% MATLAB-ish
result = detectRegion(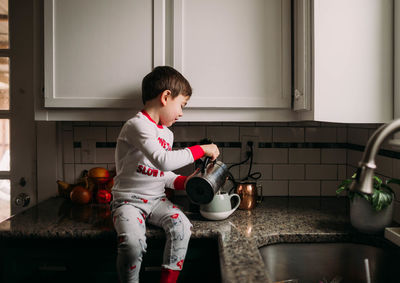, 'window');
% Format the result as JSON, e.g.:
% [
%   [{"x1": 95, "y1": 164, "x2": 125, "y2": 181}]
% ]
[{"x1": 0, "y1": 0, "x2": 9, "y2": 222}]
